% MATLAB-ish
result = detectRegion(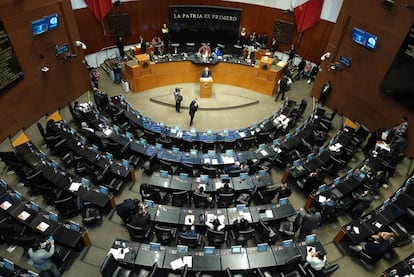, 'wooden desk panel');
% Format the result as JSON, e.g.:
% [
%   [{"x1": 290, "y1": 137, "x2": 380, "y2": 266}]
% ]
[{"x1": 124, "y1": 61, "x2": 282, "y2": 95}]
